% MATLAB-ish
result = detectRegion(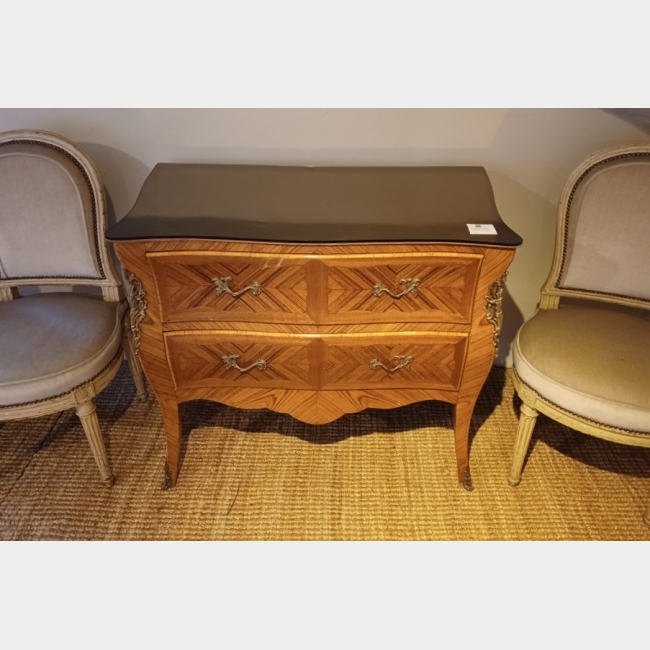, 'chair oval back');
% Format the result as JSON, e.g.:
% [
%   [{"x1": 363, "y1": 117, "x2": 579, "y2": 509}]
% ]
[
  {"x1": 541, "y1": 143, "x2": 650, "y2": 310},
  {"x1": 0, "y1": 130, "x2": 120, "y2": 296}
]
